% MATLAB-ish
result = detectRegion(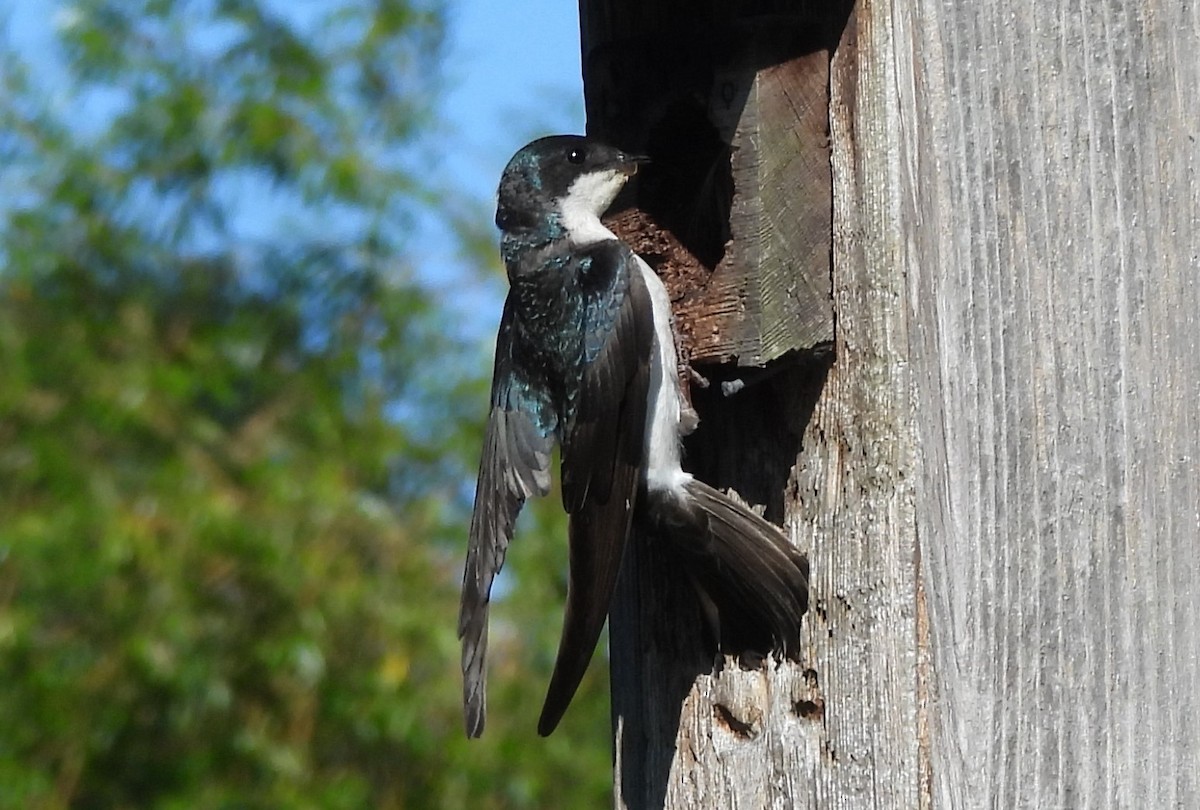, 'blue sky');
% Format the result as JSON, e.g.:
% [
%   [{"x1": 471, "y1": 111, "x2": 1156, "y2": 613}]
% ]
[
  {"x1": 4, "y1": 0, "x2": 585, "y2": 338},
  {"x1": 419, "y1": 1, "x2": 585, "y2": 335},
  {"x1": 5, "y1": 0, "x2": 584, "y2": 183},
  {"x1": 440, "y1": 1, "x2": 584, "y2": 198}
]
